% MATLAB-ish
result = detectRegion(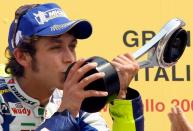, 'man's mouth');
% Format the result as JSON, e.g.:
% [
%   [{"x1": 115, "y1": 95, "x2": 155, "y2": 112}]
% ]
[{"x1": 63, "y1": 67, "x2": 69, "y2": 80}]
